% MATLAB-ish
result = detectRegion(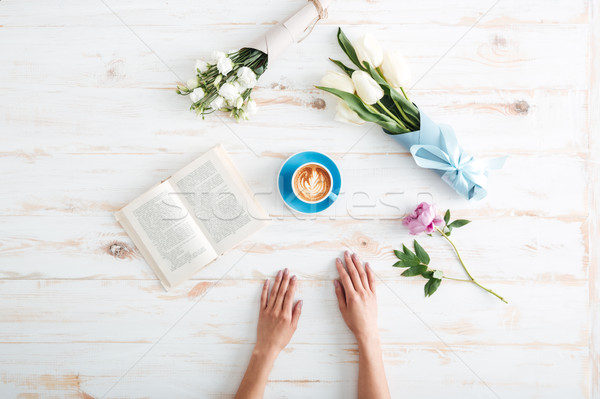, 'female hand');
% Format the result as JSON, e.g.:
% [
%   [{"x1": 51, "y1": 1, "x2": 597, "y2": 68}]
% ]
[
  {"x1": 334, "y1": 251, "x2": 378, "y2": 342},
  {"x1": 255, "y1": 268, "x2": 302, "y2": 357}
]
